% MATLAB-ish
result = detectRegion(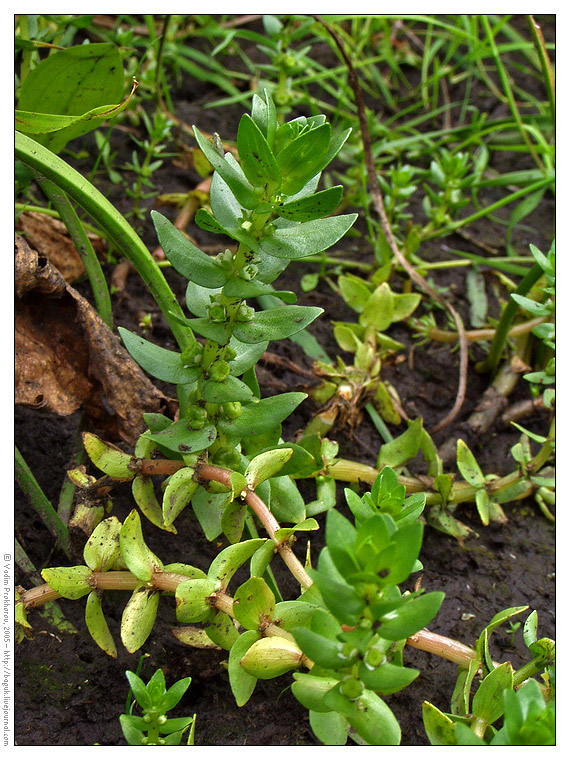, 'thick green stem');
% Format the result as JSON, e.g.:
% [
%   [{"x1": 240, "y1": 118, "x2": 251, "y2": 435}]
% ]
[
  {"x1": 15, "y1": 131, "x2": 192, "y2": 350},
  {"x1": 32, "y1": 171, "x2": 113, "y2": 327}
]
